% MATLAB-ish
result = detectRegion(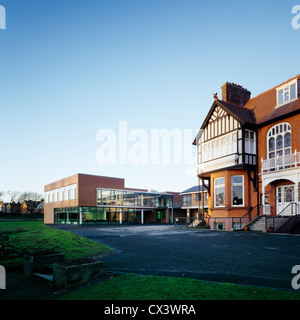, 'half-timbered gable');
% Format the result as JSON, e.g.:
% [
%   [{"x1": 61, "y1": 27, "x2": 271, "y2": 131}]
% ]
[{"x1": 194, "y1": 99, "x2": 257, "y2": 176}]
